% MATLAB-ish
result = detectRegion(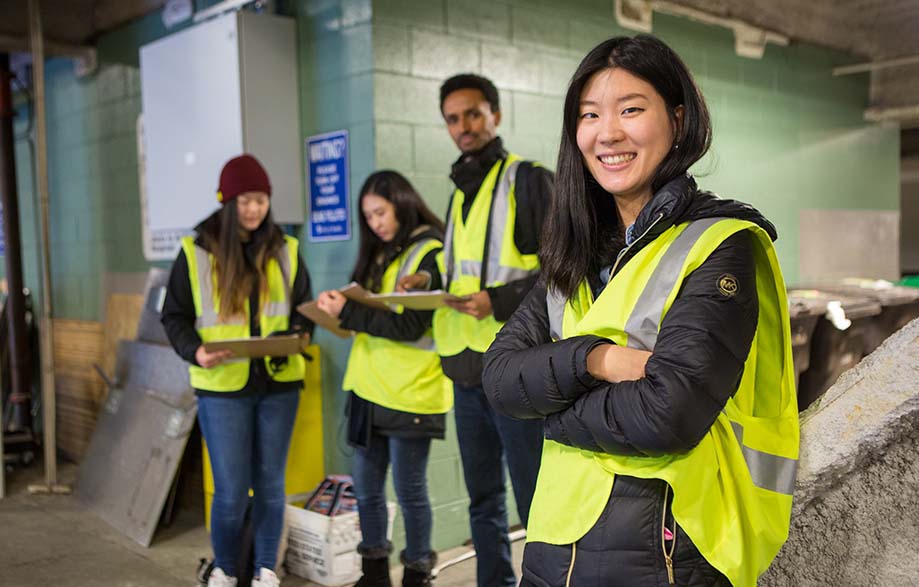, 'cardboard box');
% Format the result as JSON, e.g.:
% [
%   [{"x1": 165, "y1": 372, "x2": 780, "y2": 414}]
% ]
[{"x1": 285, "y1": 498, "x2": 396, "y2": 586}]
